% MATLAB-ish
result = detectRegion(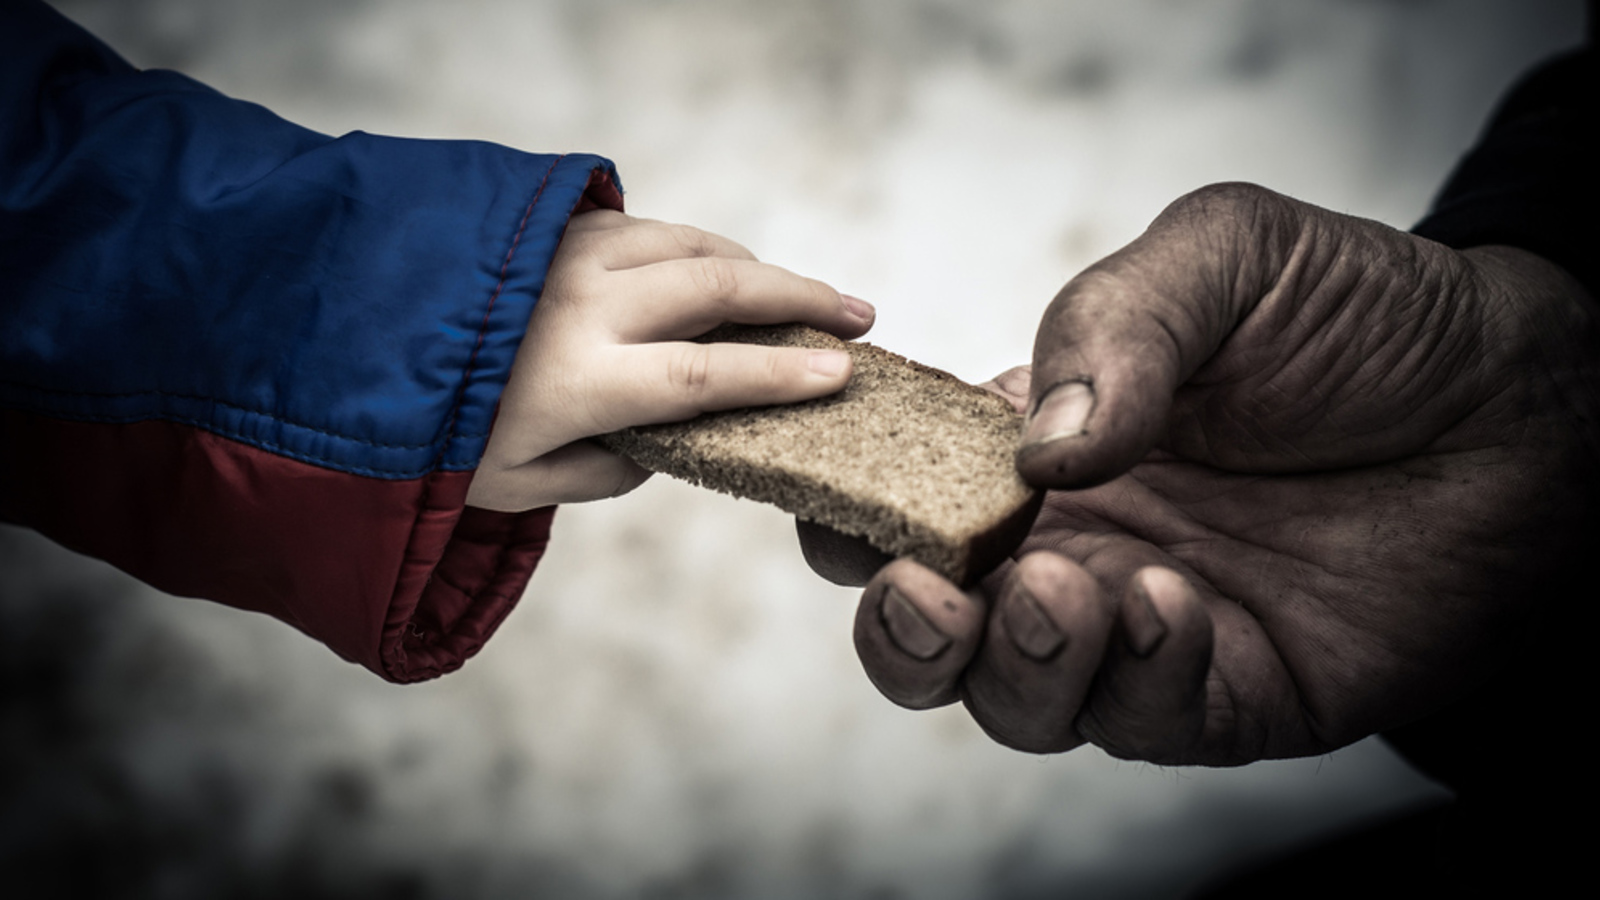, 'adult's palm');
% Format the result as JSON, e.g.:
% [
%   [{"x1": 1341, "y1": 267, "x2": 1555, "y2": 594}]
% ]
[{"x1": 838, "y1": 184, "x2": 1600, "y2": 766}]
